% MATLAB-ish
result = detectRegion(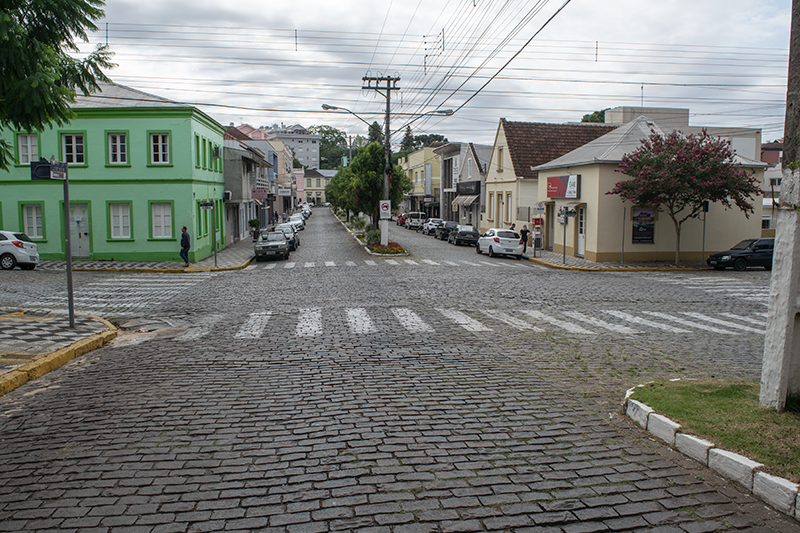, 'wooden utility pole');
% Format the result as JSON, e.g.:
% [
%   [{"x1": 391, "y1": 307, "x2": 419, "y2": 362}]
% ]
[{"x1": 760, "y1": 0, "x2": 800, "y2": 411}]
